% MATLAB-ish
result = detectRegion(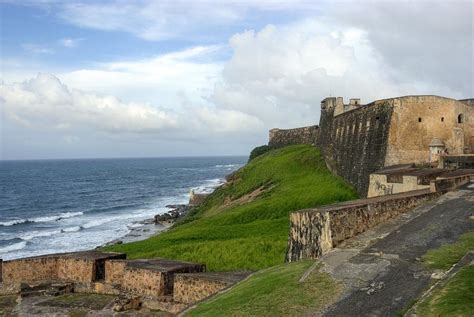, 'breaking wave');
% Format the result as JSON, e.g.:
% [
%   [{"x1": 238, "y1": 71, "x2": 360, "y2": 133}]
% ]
[{"x1": 0, "y1": 211, "x2": 83, "y2": 227}]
